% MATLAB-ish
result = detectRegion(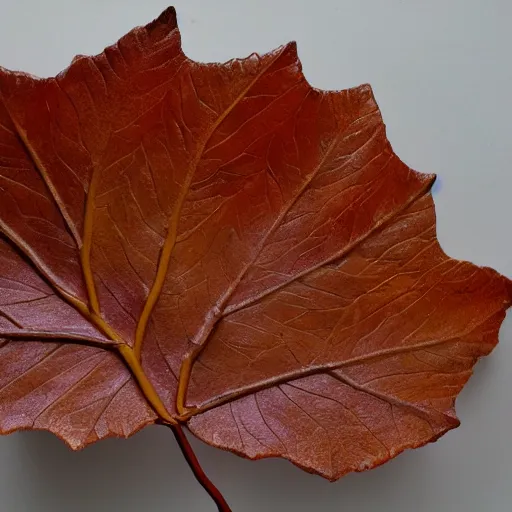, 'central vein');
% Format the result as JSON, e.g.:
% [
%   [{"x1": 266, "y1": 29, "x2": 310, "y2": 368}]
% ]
[{"x1": 132, "y1": 51, "x2": 285, "y2": 361}]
